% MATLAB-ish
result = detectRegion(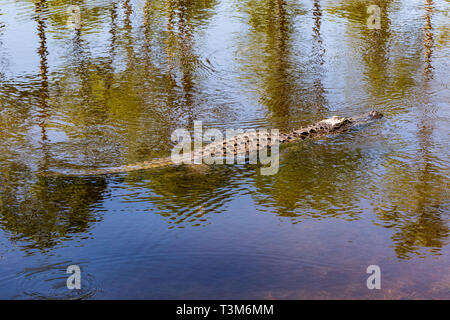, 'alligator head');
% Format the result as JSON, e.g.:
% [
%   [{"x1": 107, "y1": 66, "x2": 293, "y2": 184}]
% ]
[
  {"x1": 349, "y1": 110, "x2": 384, "y2": 124},
  {"x1": 299, "y1": 110, "x2": 384, "y2": 137}
]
